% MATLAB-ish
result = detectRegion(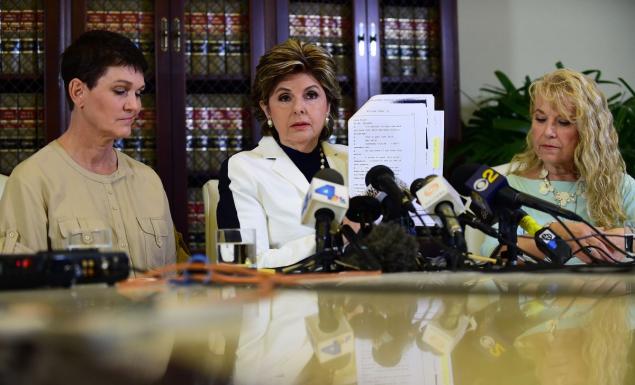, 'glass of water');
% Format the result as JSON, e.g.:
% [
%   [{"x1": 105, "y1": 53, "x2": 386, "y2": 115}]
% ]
[
  {"x1": 216, "y1": 228, "x2": 257, "y2": 266},
  {"x1": 624, "y1": 220, "x2": 635, "y2": 257}
]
